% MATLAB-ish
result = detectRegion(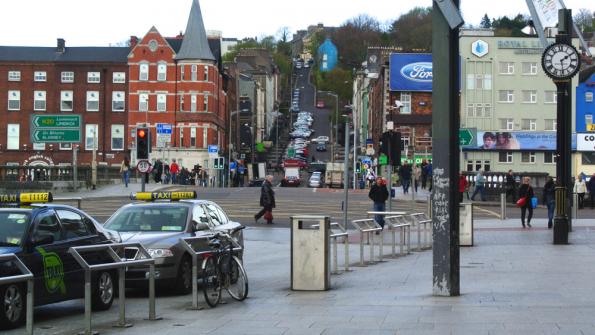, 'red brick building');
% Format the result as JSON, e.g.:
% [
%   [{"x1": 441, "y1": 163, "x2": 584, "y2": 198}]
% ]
[
  {"x1": 128, "y1": 0, "x2": 227, "y2": 169},
  {"x1": 0, "y1": 39, "x2": 129, "y2": 167}
]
